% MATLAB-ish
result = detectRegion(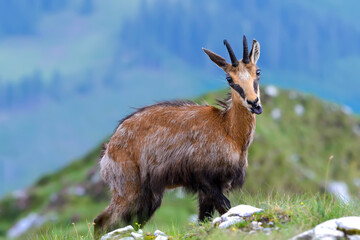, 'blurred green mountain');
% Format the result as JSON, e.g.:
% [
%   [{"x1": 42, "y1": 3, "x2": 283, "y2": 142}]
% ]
[{"x1": 1, "y1": 86, "x2": 359, "y2": 238}]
